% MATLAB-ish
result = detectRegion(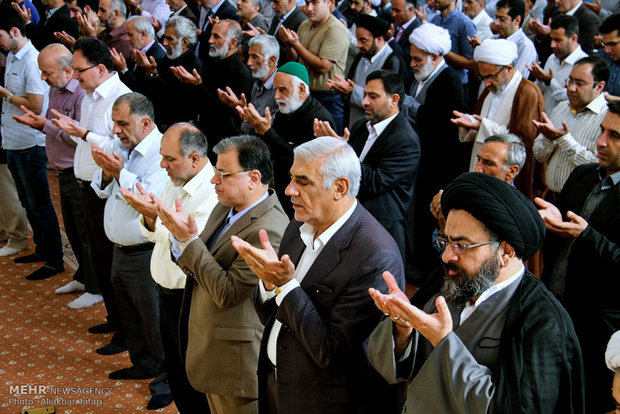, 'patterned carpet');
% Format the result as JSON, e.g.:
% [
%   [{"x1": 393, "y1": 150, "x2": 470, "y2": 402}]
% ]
[{"x1": 0, "y1": 171, "x2": 178, "y2": 413}]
